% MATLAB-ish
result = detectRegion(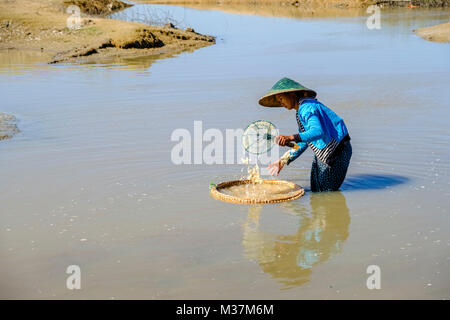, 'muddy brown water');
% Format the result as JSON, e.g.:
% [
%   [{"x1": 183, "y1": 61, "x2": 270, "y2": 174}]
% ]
[{"x1": 0, "y1": 5, "x2": 449, "y2": 299}]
